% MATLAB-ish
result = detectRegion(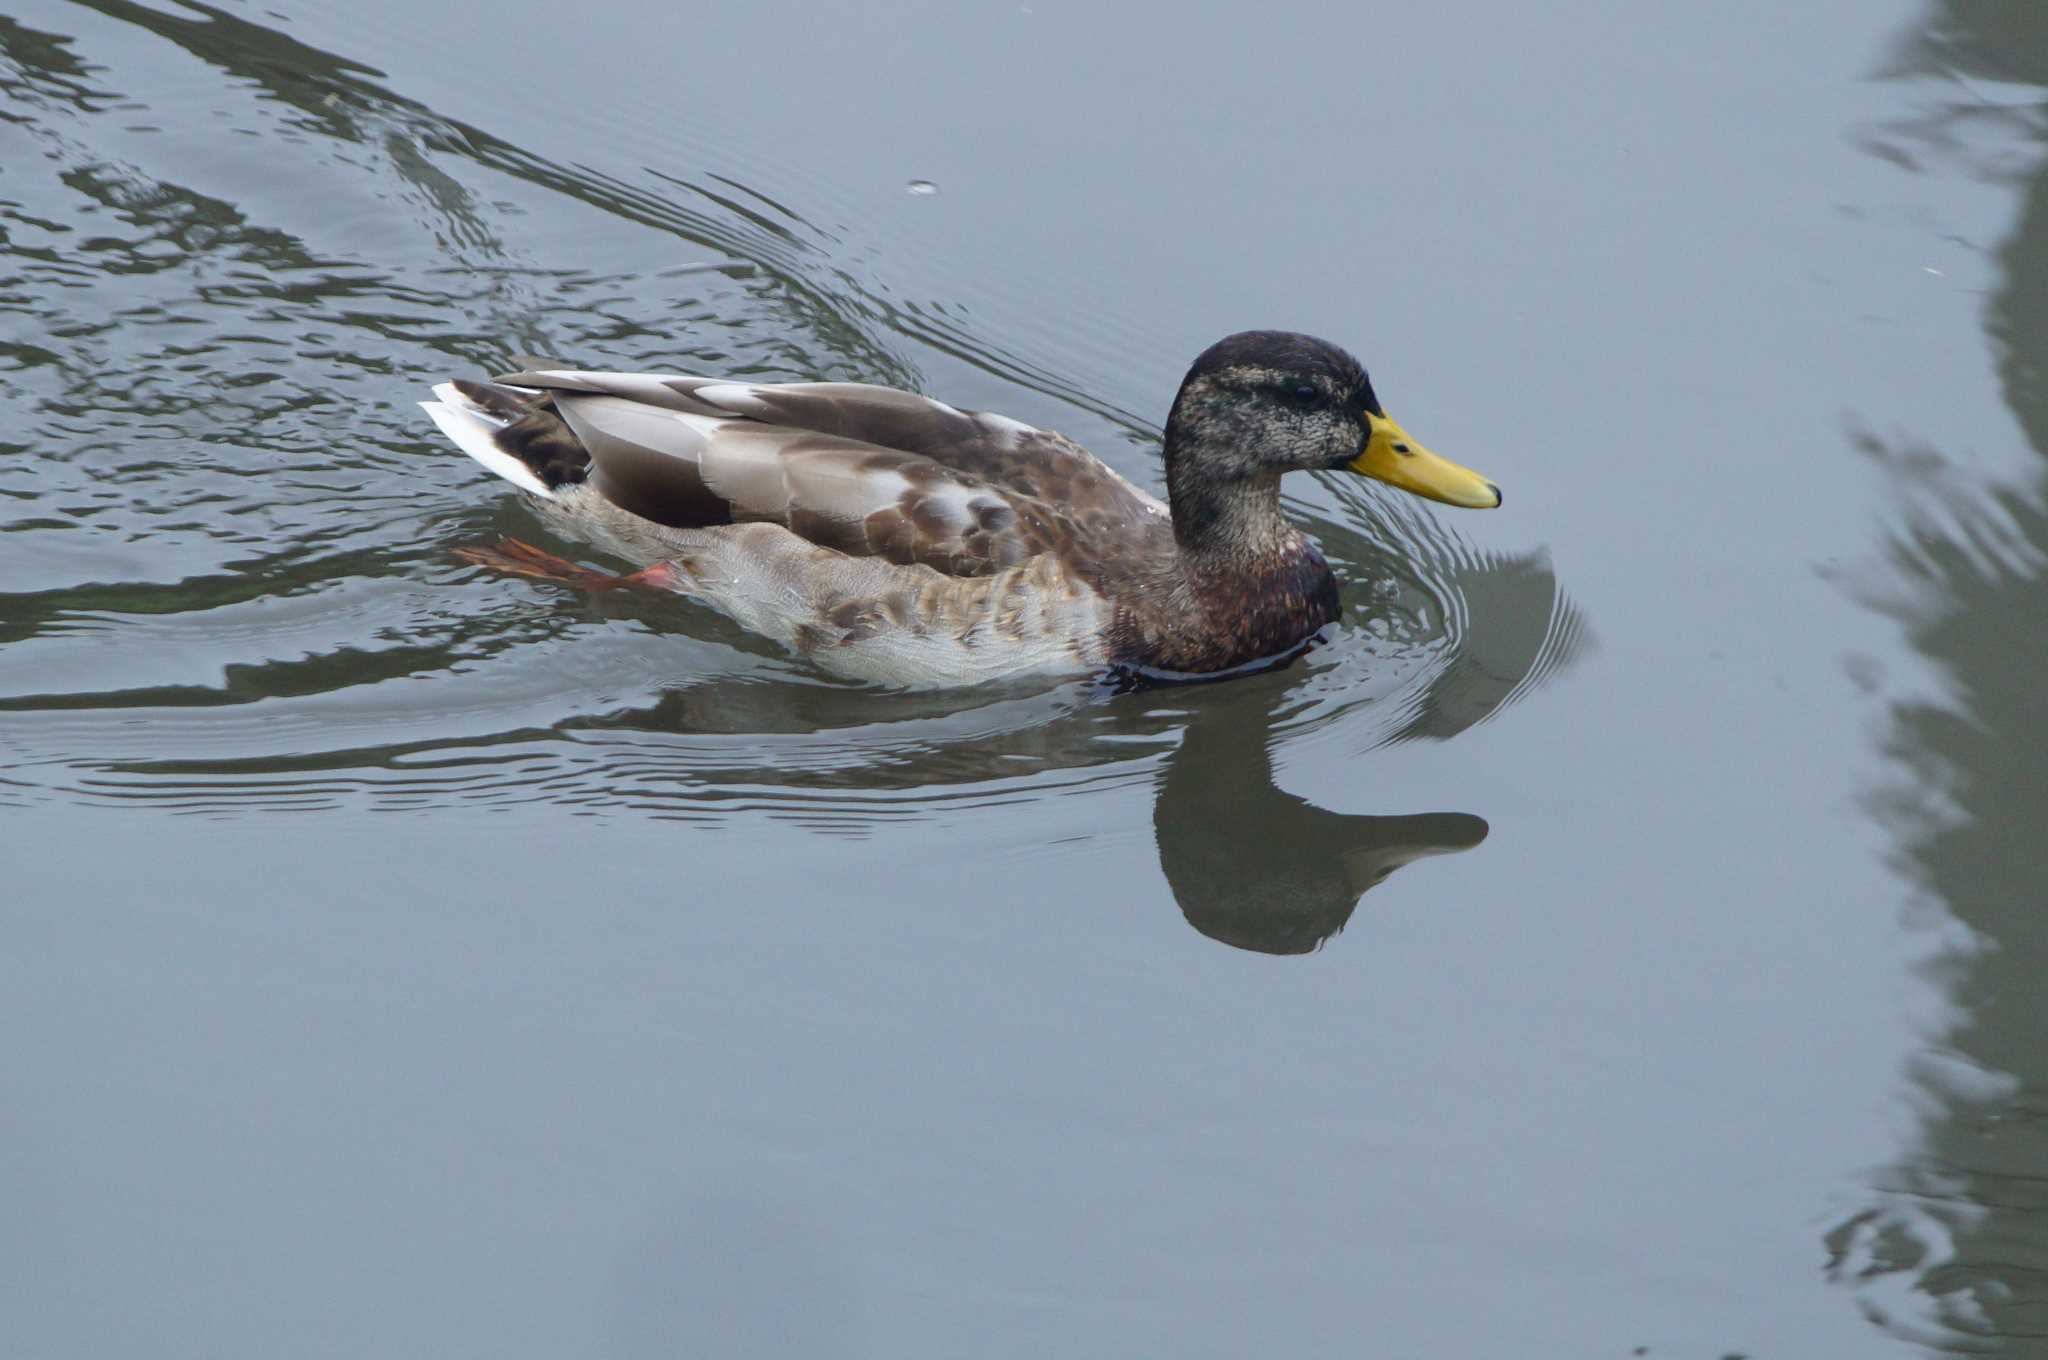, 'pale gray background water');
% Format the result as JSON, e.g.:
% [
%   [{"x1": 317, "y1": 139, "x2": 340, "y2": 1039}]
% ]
[{"x1": 3, "y1": 1, "x2": 2044, "y2": 1356}]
